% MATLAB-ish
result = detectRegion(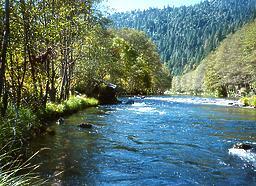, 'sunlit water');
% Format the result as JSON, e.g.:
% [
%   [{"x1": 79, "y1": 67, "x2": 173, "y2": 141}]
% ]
[{"x1": 29, "y1": 96, "x2": 256, "y2": 185}]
